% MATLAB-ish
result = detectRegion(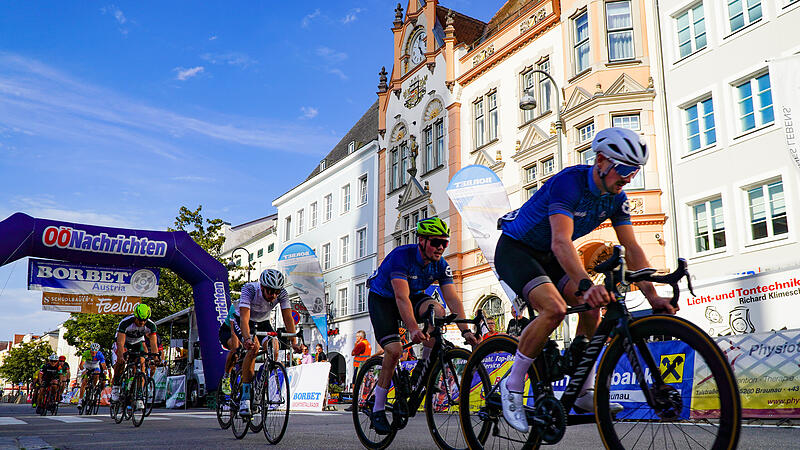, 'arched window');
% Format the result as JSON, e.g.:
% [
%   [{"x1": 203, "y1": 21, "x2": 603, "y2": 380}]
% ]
[
  {"x1": 422, "y1": 99, "x2": 445, "y2": 174},
  {"x1": 478, "y1": 295, "x2": 505, "y2": 332},
  {"x1": 389, "y1": 123, "x2": 410, "y2": 191}
]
